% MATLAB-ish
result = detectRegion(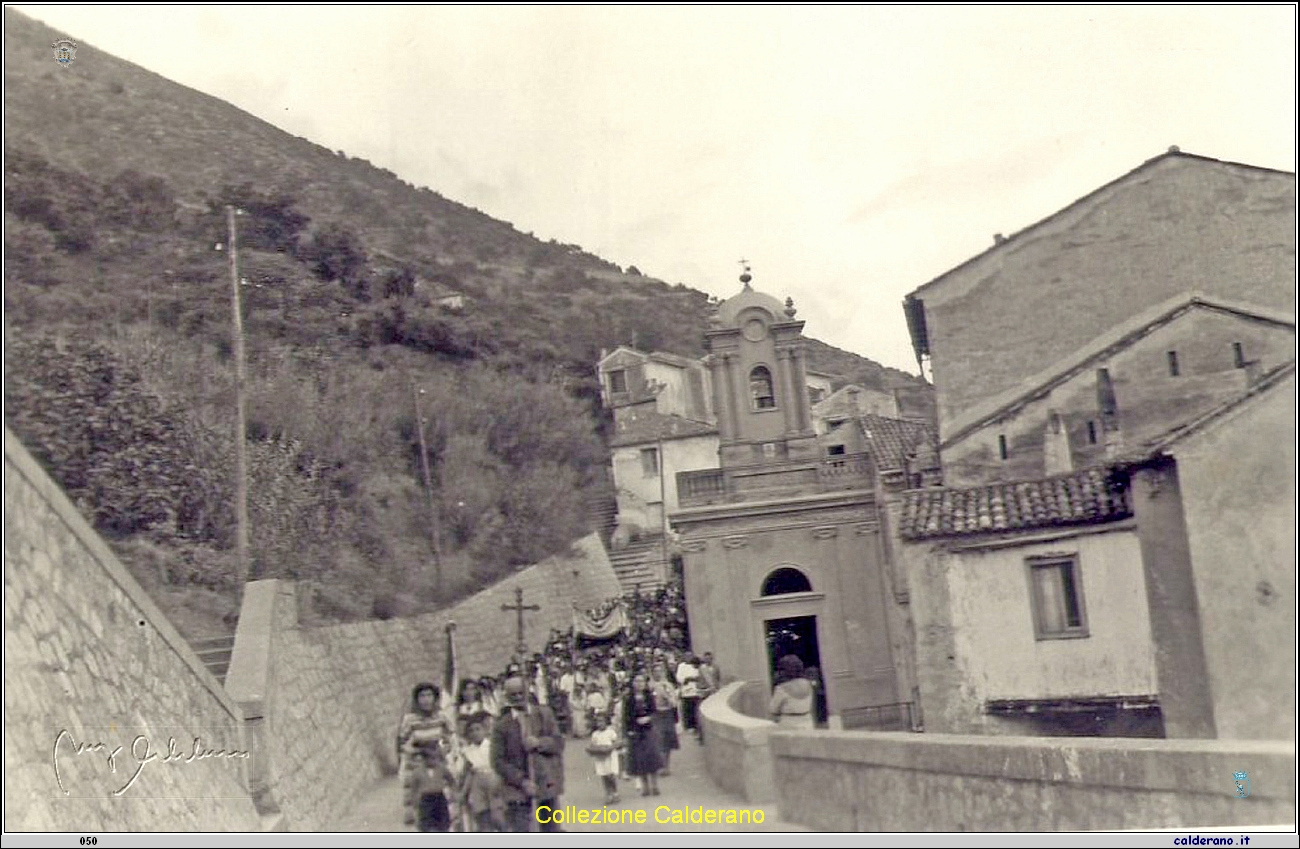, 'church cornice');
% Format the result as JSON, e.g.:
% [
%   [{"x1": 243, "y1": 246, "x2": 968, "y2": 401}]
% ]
[{"x1": 669, "y1": 489, "x2": 876, "y2": 528}]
